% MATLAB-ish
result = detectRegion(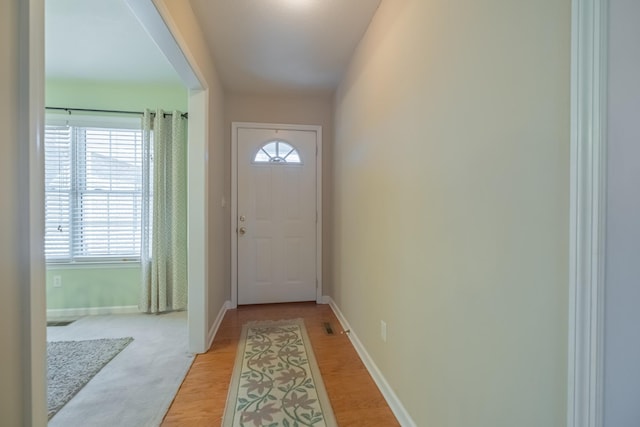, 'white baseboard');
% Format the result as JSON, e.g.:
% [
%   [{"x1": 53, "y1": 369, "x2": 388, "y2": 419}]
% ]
[
  {"x1": 318, "y1": 295, "x2": 332, "y2": 304},
  {"x1": 328, "y1": 298, "x2": 416, "y2": 427},
  {"x1": 46, "y1": 305, "x2": 139, "y2": 318},
  {"x1": 207, "y1": 300, "x2": 231, "y2": 351}
]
